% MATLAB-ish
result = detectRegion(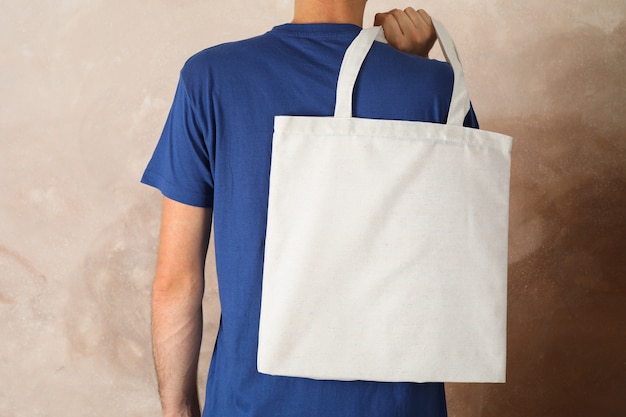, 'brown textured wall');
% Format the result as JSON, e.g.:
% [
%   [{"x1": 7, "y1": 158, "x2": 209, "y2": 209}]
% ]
[
  {"x1": 441, "y1": 4, "x2": 626, "y2": 416},
  {"x1": 1, "y1": 1, "x2": 624, "y2": 416}
]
